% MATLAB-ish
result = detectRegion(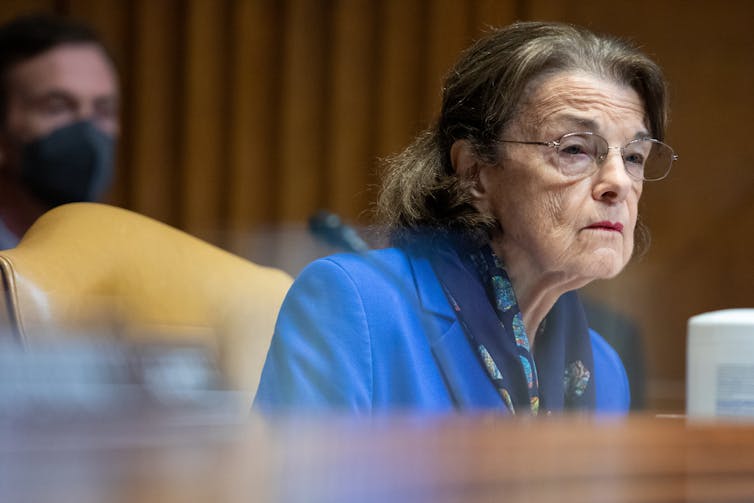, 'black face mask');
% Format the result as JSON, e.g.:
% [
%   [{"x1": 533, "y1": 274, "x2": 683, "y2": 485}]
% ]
[{"x1": 20, "y1": 121, "x2": 115, "y2": 207}]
